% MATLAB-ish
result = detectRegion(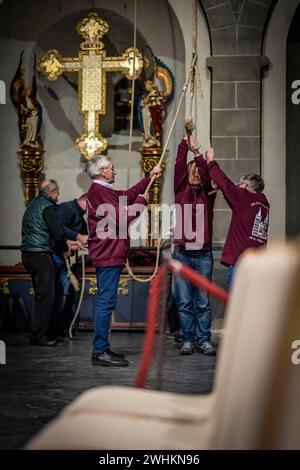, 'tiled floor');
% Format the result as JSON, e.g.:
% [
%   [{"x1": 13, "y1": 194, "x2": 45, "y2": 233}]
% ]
[{"x1": 0, "y1": 331, "x2": 218, "y2": 449}]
